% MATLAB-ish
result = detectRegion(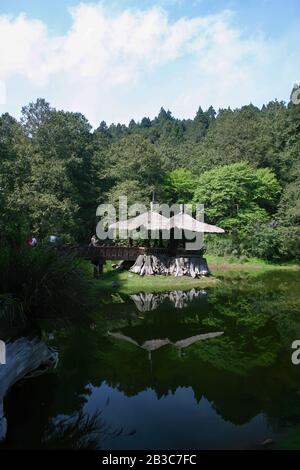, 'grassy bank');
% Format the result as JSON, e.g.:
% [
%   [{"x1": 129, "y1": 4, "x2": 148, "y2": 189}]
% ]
[
  {"x1": 206, "y1": 255, "x2": 299, "y2": 279},
  {"x1": 87, "y1": 256, "x2": 299, "y2": 294},
  {"x1": 97, "y1": 269, "x2": 219, "y2": 293}
]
